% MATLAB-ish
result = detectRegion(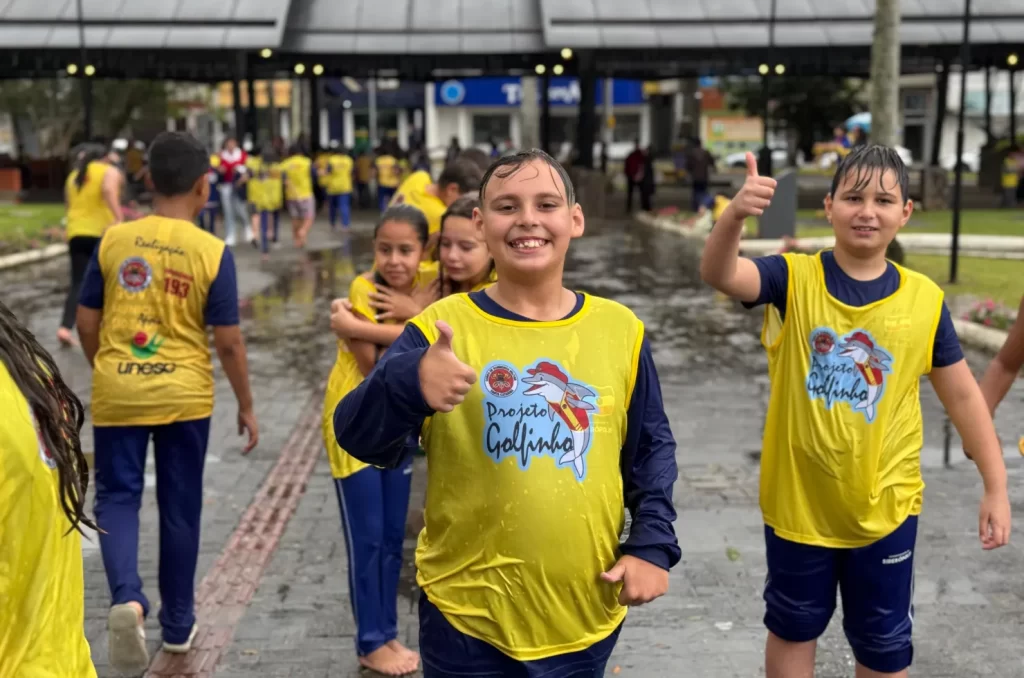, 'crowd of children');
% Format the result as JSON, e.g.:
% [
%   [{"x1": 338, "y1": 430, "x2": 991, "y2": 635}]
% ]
[{"x1": 3, "y1": 137, "x2": 1023, "y2": 678}]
